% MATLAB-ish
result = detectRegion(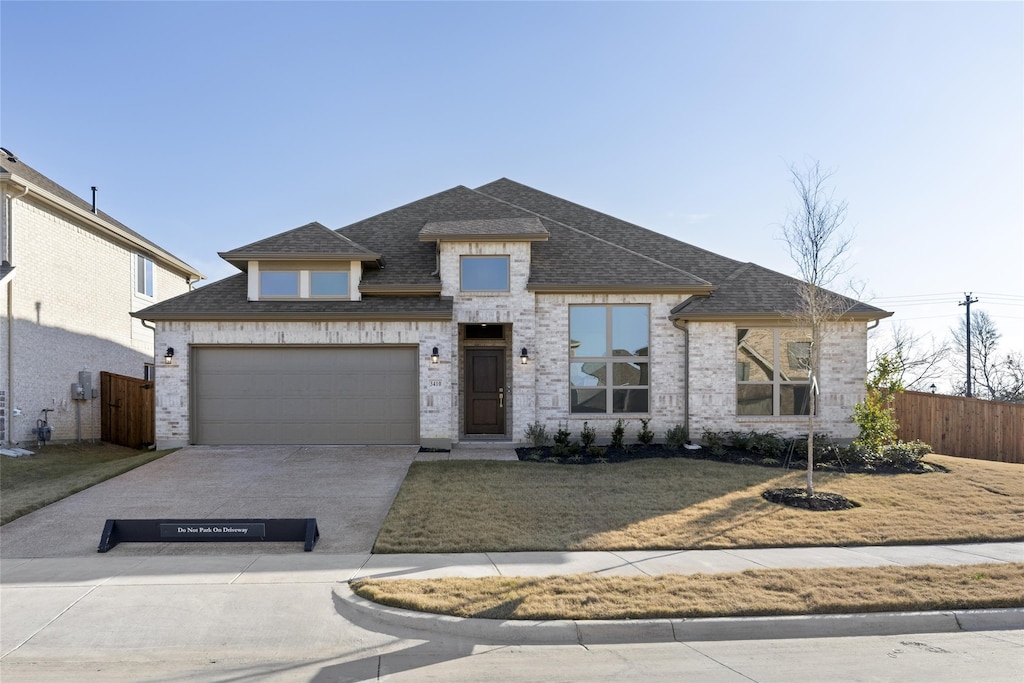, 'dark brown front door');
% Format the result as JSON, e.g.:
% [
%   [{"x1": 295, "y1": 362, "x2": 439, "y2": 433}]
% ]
[{"x1": 466, "y1": 348, "x2": 505, "y2": 434}]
